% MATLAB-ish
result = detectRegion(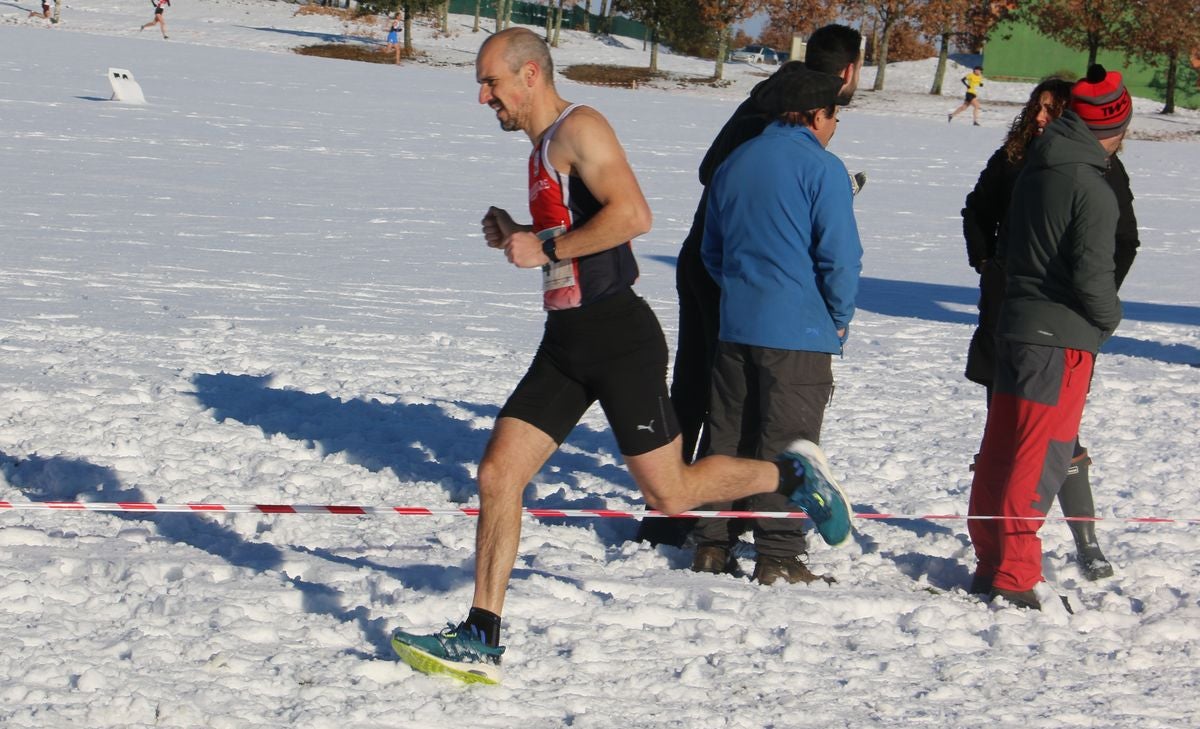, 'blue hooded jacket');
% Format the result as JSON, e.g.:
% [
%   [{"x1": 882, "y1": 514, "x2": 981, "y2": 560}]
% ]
[{"x1": 702, "y1": 122, "x2": 862, "y2": 354}]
